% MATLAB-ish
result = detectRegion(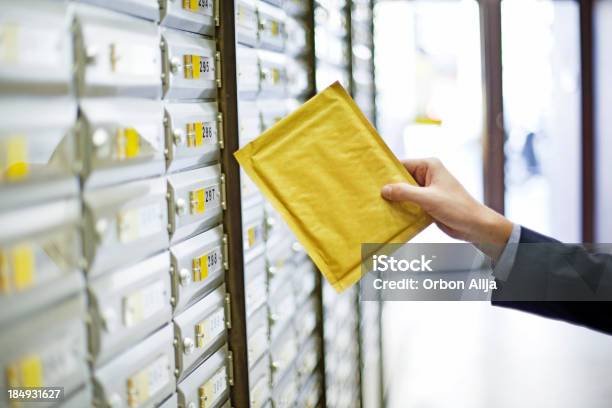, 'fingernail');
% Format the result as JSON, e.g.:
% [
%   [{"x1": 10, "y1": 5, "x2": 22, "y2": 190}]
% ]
[{"x1": 382, "y1": 185, "x2": 392, "y2": 197}]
